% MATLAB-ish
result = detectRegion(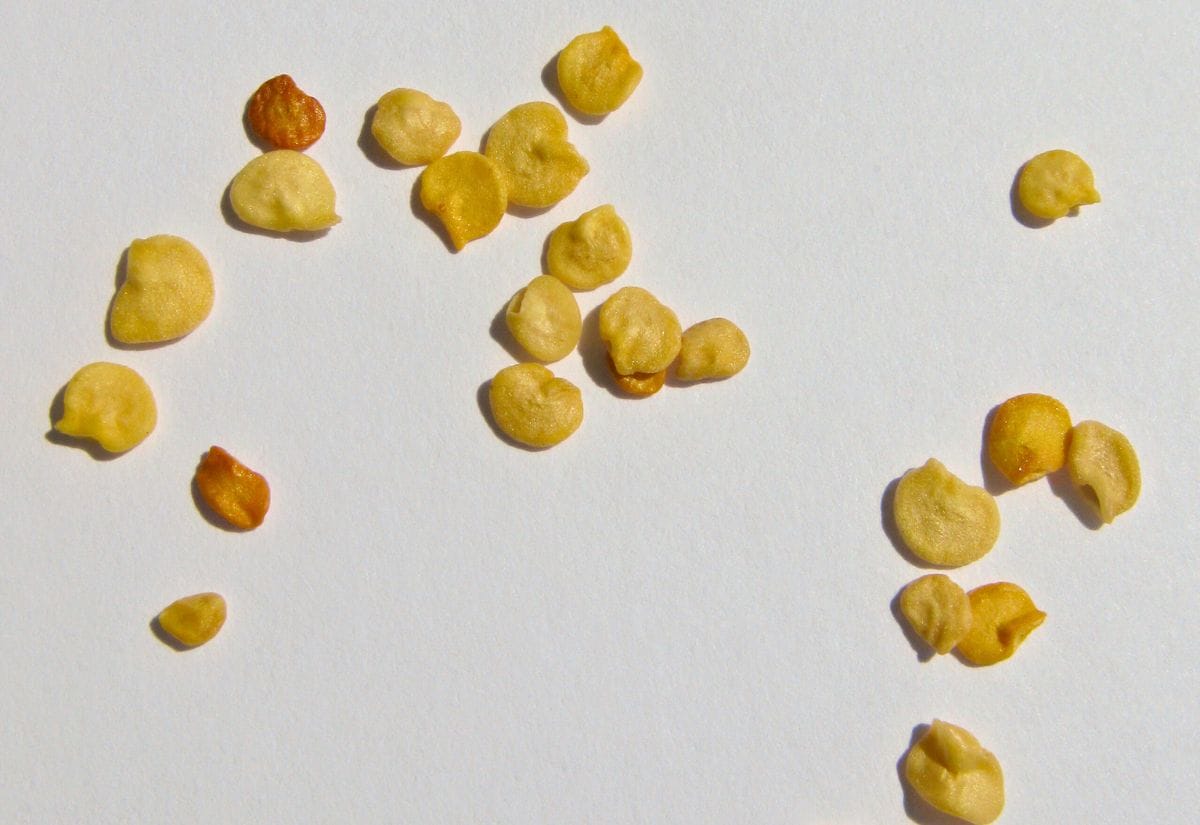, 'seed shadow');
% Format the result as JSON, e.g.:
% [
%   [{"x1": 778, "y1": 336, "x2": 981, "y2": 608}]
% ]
[
  {"x1": 219, "y1": 181, "x2": 332, "y2": 242},
  {"x1": 881, "y1": 477, "x2": 944, "y2": 570},
  {"x1": 190, "y1": 473, "x2": 247, "y2": 533},
  {"x1": 408, "y1": 177, "x2": 458, "y2": 253},
  {"x1": 897, "y1": 724, "x2": 969, "y2": 825},
  {"x1": 979, "y1": 405, "x2": 1015, "y2": 496},
  {"x1": 44, "y1": 383, "x2": 121, "y2": 461},
  {"x1": 358, "y1": 105, "x2": 410, "y2": 170},
  {"x1": 540, "y1": 55, "x2": 606, "y2": 126},
  {"x1": 577, "y1": 303, "x2": 623, "y2": 398},
  {"x1": 149, "y1": 615, "x2": 194, "y2": 652},
  {"x1": 1009, "y1": 165, "x2": 1055, "y2": 229},
  {"x1": 475, "y1": 381, "x2": 552, "y2": 452},
  {"x1": 890, "y1": 586, "x2": 935, "y2": 663},
  {"x1": 1046, "y1": 466, "x2": 1104, "y2": 530},
  {"x1": 489, "y1": 303, "x2": 532, "y2": 363}
]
